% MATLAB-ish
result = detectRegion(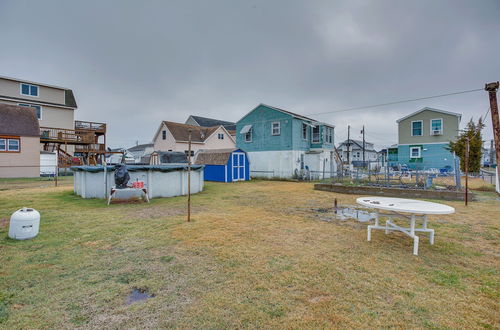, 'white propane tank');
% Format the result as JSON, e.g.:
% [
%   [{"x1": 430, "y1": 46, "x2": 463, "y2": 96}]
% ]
[{"x1": 8, "y1": 207, "x2": 40, "y2": 240}]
